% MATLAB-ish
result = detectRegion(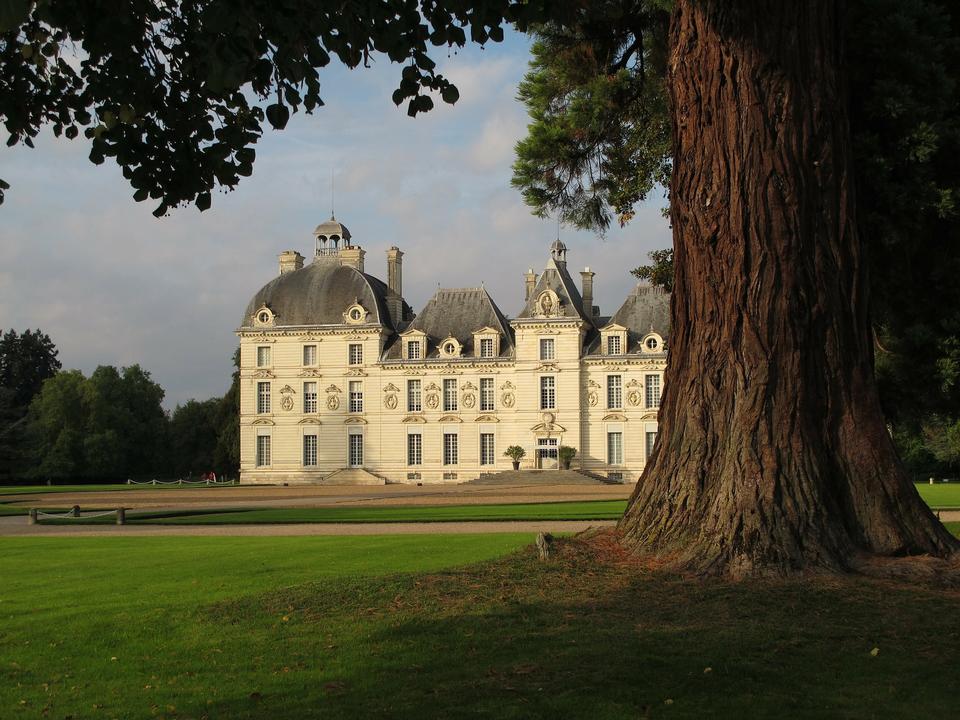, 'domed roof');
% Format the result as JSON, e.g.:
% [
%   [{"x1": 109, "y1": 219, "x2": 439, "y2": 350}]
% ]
[
  {"x1": 313, "y1": 215, "x2": 351, "y2": 242},
  {"x1": 241, "y1": 261, "x2": 391, "y2": 329}
]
